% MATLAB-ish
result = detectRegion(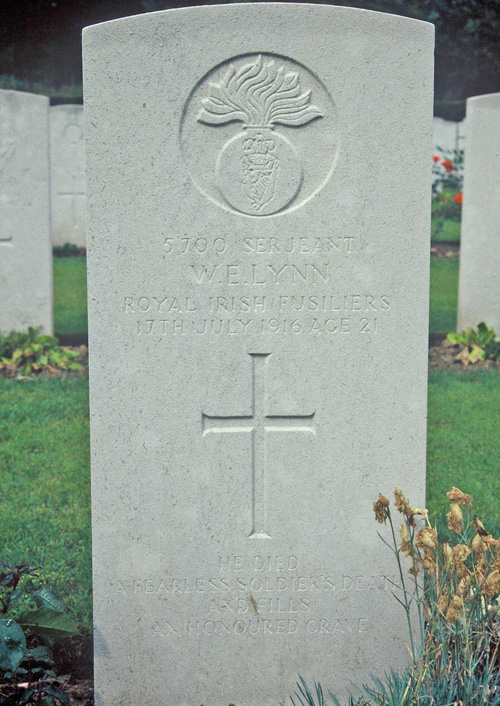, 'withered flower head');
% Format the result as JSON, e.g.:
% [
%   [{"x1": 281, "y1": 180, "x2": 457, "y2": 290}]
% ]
[
  {"x1": 416, "y1": 527, "x2": 439, "y2": 550},
  {"x1": 373, "y1": 494, "x2": 390, "y2": 524},
  {"x1": 473, "y1": 515, "x2": 489, "y2": 538},
  {"x1": 452, "y1": 543, "x2": 471, "y2": 565},
  {"x1": 437, "y1": 588, "x2": 449, "y2": 615},
  {"x1": 446, "y1": 487, "x2": 472, "y2": 508},
  {"x1": 445, "y1": 595, "x2": 463, "y2": 623},
  {"x1": 484, "y1": 535, "x2": 500, "y2": 553},
  {"x1": 447, "y1": 503, "x2": 464, "y2": 533},
  {"x1": 472, "y1": 533, "x2": 488, "y2": 555},
  {"x1": 452, "y1": 544, "x2": 471, "y2": 577},
  {"x1": 482, "y1": 570, "x2": 500, "y2": 597},
  {"x1": 422, "y1": 551, "x2": 437, "y2": 575},
  {"x1": 399, "y1": 523, "x2": 412, "y2": 557},
  {"x1": 394, "y1": 488, "x2": 411, "y2": 516},
  {"x1": 442, "y1": 542, "x2": 453, "y2": 567},
  {"x1": 457, "y1": 575, "x2": 472, "y2": 597}
]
